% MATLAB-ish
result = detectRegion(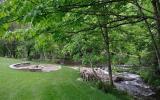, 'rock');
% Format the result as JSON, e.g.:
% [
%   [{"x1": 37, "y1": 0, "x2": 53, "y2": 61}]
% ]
[
  {"x1": 114, "y1": 76, "x2": 125, "y2": 82},
  {"x1": 79, "y1": 67, "x2": 155, "y2": 98},
  {"x1": 80, "y1": 68, "x2": 98, "y2": 81},
  {"x1": 114, "y1": 73, "x2": 155, "y2": 97}
]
